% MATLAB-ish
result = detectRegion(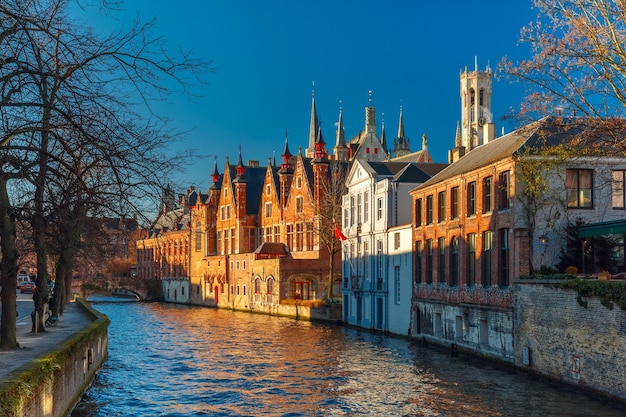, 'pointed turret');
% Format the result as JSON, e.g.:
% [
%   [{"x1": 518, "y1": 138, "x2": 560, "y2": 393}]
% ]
[
  {"x1": 313, "y1": 125, "x2": 327, "y2": 160},
  {"x1": 381, "y1": 113, "x2": 388, "y2": 154},
  {"x1": 333, "y1": 105, "x2": 350, "y2": 162},
  {"x1": 210, "y1": 158, "x2": 221, "y2": 190},
  {"x1": 235, "y1": 149, "x2": 246, "y2": 180},
  {"x1": 279, "y1": 132, "x2": 294, "y2": 173}
]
